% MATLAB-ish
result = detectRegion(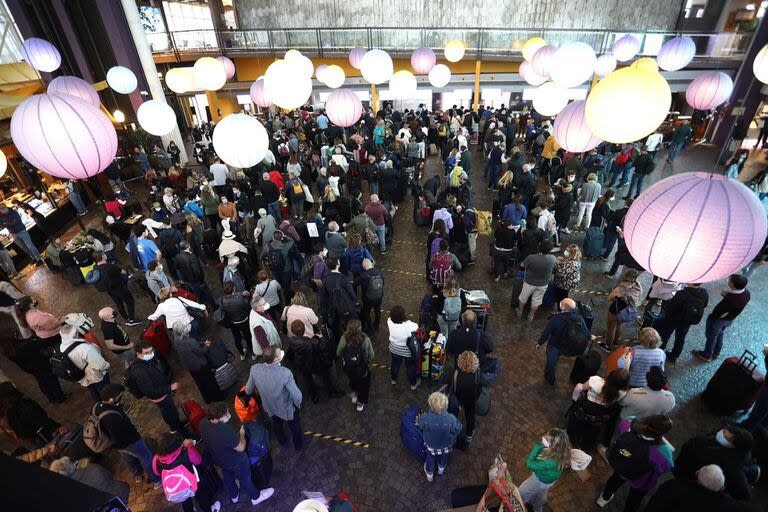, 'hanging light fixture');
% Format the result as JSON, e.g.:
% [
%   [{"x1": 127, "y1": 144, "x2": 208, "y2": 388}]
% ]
[
  {"x1": 106, "y1": 66, "x2": 138, "y2": 95},
  {"x1": 212, "y1": 113, "x2": 270, "y2": 168}
]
